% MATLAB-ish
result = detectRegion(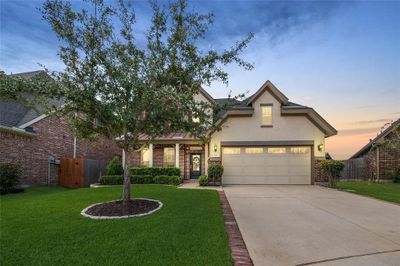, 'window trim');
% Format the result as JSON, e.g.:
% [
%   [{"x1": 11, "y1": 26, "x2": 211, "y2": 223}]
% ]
[
  {"x1": 163, "y1": 147, "x2": 176, "y2": 167},
  {"x1": 141, "y1": 148, "x2": 150, "y2": 167},
  {"x1": 260, "y1": 103, "x2": 273, "y2": 127}
]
